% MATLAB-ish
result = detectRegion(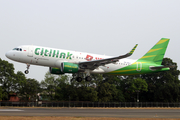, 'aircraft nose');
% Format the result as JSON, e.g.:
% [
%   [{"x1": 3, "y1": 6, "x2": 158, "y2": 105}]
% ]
[
  {"x1": 5, "y1": 52, "x2": 9, "y2": 58},
  {"x1": 5, "y1": 51, "x2": 11, "y2": 59}
]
